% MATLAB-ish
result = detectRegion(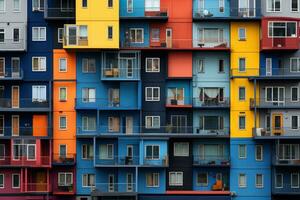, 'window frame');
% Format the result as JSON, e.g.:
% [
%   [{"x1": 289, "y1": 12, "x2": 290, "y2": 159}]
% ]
[
  {"x1": 238, "y1": 57, "x2": 246, "y2": 72},
  {"x1": 0, "y1": 144, "x2": 5, "y2": 160},
  {"x1": 32, "y1": 57, "x2": 46, "y2": 72},
  {"x1": 291, "y1": 173, "x2": 300, "y2": 188},
  {"x1": 290, "y1": 58, "x2": 300, "y2": 72},
  {"x1": 238, "y1": 173, "x2": 247, "y2": 188},
  {"x1": 239, "y1": 87, "x2": 246, "y2": 101},
  {"x1": 145, "y1": 116, "x2": 160, "y2": 129},
  {"x1": 59, "y1": 144, "x2": 67, "y2": 157},
  {"x1": 291, "y1": 0, "x2": 300, "y2": 12},
  {"x1": 266, "y1": 0, "x2": 282, "y2": 12},
  {"x1": 32, "y1": 27, "x2": 46, "y2": 42},
  {"x1": 238, "y1": 144, "x2": 247, "y2": 159},
  {"x1": 146, "y1": 173, "x2": 159, "y2": 187},
  {"x1": 145, "y1": 58, "x2": 160, "y2": 73},
  {"x1": 169, "y1": 172, "x2": 183, "y2": 186},
  {"x1": 275, "y1": 173, "x2": 283, "y2": 188},
  {"x1": 145, "y1": 145, "x2": 160, "y2": 160},
  {"x1": 13, "y1": 0, "x2": 21, "y2": 12},
  {"x1": 196, "y1": 172, "x2": 208, "y2": 186},
  {"x1": 99, "y1": 144, "x2": 114, "y2": 160},
  {"x1": 268, "y1": 21, "x2": 297, "y2": 38},
  {"x1": 238, "y1": 27, "x2": 246, "y2": 41},
  {"x1": 0, "y1": 29, "x2": 4, "y2": 43},
  {"x1": 127, "y1": 0, "x2": 133, "y2": 13},
  {"x1": 12, "y1": 28, "x2": 20, "y2": 43},
  {"x1": 58, "y1": 172, "x2": 73, "y2": 187},
  {"x1": 82, "y1": 174, "x2": 95, "y2": 188},
  {"x1": 255, "y1": 145, "x2": 263, "y2": 161},
  {"x1": 129, "y1": 28, "x2": 144, "y2": 43},
  {"x1": 32, "y1": 0, "x2": 44, "y2": 11},
  {"x1": 291, "y1": 115, "x2": 299, "y2": 130},
  {"x1": 82, "y1": 116, "x2": 96, "y2": 131},
  {"x1": 59, "y1": 115, "x2": 67, "y2": 130},
  {"x1": 255, "y1": 174, "x2": 264, "y2": 188},
  {"x1": 173, "y1": 142, "x2": 189, "y2": 157},
  {"x1": 239, "y1": 115, "x2": 246, "y2": 130},
  {"x1": 58, "y1": 28, "x2": 64, "y2": 43},
  {"x1": 82, "y1": 144, "x2": 93, "y2": 160},
  {"x1": 82, "y1": 58, "x2": 96, "y2": 73},
  {"x1": 291, "y1": 86, "x2": 299, "y2": 102},
  {"x1": 107, "y1": 26, "x2": 113, "y2": 40},
  {"x1": 0, "y1": 0, "x2": 5, "y2": 12},
  {"x1": 0, "y1": 174, "x2": 4, "y2": 188},
  {"x1": 12, "y1": 173, "x2": 20, "y2": 189},
  {"x1": 145, "y1": 87, "x2": 160, "y2": 101}
]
